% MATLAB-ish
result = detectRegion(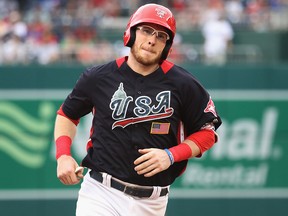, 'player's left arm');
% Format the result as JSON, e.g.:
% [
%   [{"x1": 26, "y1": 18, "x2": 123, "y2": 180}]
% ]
[{"x1": 133, "y1": 124, "x2": 216, "y2": 177}]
